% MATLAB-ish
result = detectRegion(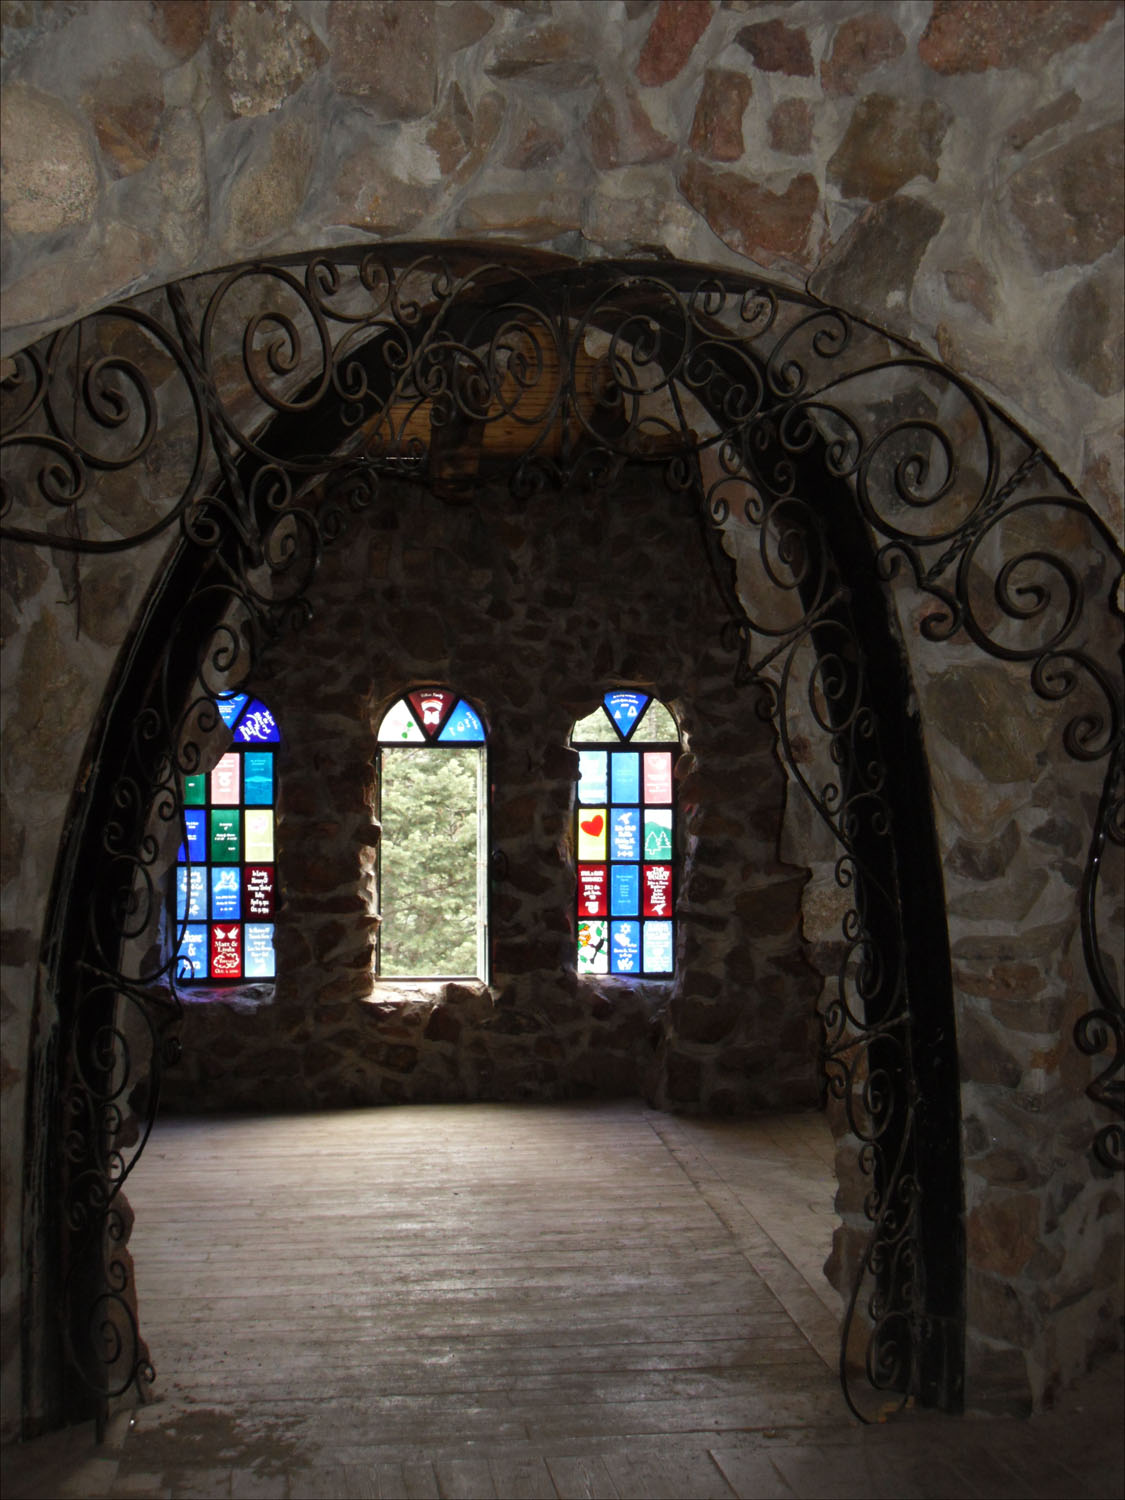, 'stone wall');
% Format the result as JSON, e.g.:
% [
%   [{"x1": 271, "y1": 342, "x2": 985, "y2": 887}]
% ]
[
  {"x1": 158, "y1": 471, "x2": 819, "y2": 1115},
  {"x1": 2, "y1": 0, "x2": 1123, "y2": 1444},
  {"x1": 1, "y1": 0, "x2": 1122, "y2": 540}
]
